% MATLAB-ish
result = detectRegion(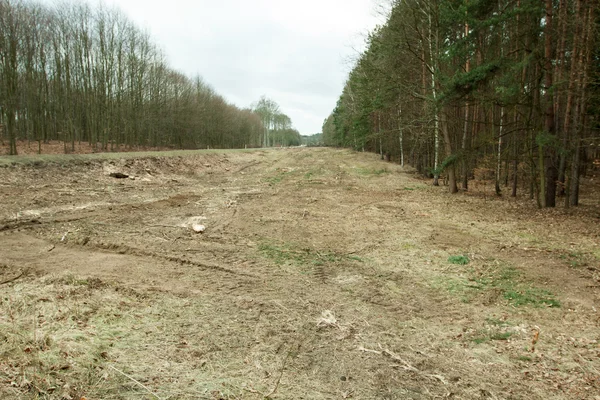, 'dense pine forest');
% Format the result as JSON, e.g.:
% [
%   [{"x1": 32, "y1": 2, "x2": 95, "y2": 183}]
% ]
[
  {"x1": 0, "y1": 0, "x2": 301, "y2": 154},
  {"x1": 324, "y1": 0, "x2": 599, "y2": 207}
]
